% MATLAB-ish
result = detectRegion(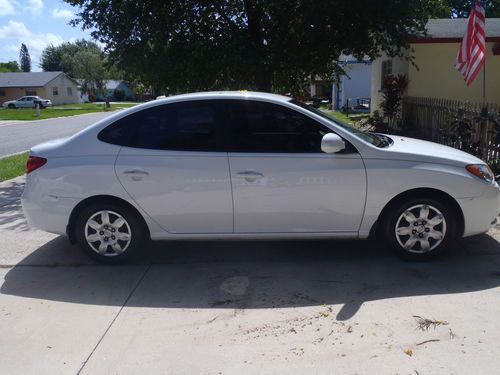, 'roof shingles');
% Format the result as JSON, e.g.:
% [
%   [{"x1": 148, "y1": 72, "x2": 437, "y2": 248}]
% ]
[
  {"x1": 0, "y1": 72, "x2": 67, "y2": 88},
  {"x1": 419, "y1": 18, "x2": 500, "y2": 40}
]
